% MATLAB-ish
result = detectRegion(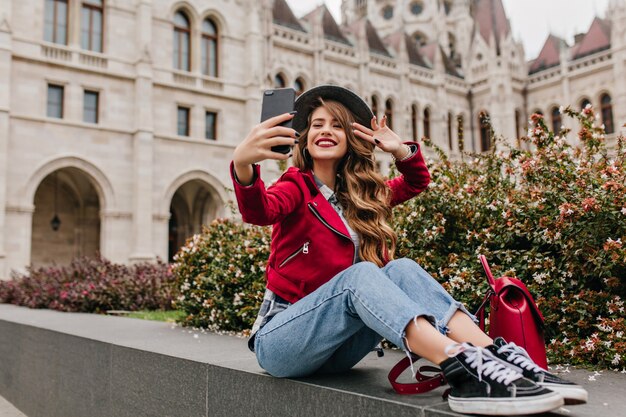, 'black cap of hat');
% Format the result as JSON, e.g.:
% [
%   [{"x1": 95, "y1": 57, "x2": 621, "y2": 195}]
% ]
[{"x1": 292, "y1": 85, "x2": 374, "y2": 132}]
